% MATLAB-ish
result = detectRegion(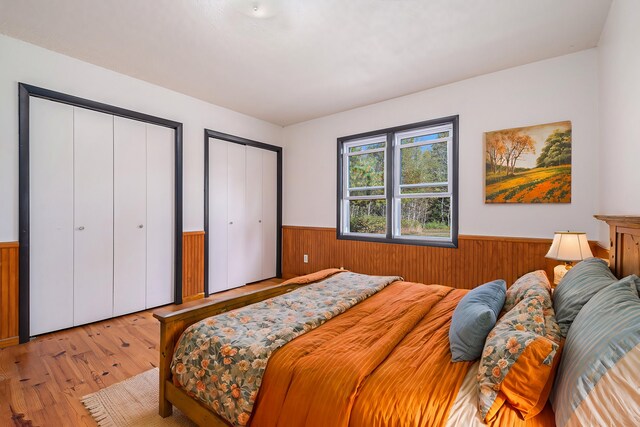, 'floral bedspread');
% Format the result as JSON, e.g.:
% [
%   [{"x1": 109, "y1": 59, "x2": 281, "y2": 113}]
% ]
[{"x1": 170, "y1": 271, "x2": 401, "y2": 426}]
